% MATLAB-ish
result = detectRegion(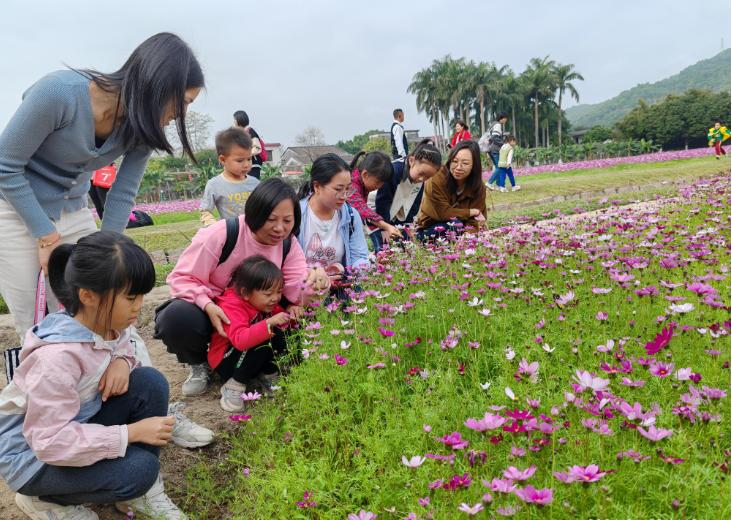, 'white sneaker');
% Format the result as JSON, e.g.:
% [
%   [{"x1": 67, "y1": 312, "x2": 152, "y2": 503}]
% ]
[
  {"x1": 15, "y1": 493, "x2": 98, "y2": 520},
  {"x1": 219, "y1": 378, "x2": 247, "y2": 412},
  {"x1": 181, "y1": 363, "x2": 210, "y2": 397},
  {"x1": 486, "y1": 183, "x2": 496, "y2": 191},
  {"x1": 169, "y1": 402, "x2": 214, "y2": 448},
  {"x1": 512, "y1": 185, "x2": 521, "y2": 191},
  {"x1": 116, "y1": 474, "x2": 186, "y2": 520},
  {"x1": 499, "y1": 187, "x2": 508, "y2": 192}
]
